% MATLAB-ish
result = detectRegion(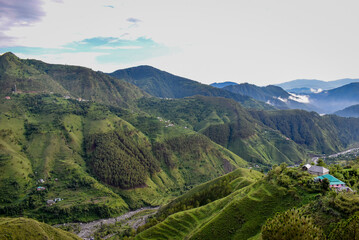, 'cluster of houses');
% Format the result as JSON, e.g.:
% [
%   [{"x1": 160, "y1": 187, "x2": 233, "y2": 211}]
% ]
[
  {"x1": 46, "y1": 198, "x2": 63, "y2": 206},
  {"x1": 302, "y1": 164, "x2": 352, "y2": 192},
  {"x1": 157, "y1": 117, "x2": 175, "y2": 127}
]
